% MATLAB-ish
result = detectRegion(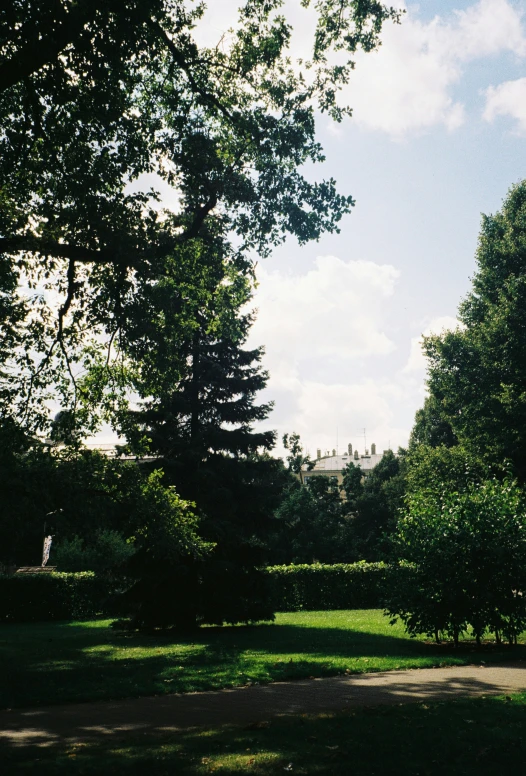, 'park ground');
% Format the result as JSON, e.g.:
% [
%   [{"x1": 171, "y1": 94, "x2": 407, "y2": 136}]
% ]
[{"x1": 2, "y1": 610, "x2": 526, "y2": 774}]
